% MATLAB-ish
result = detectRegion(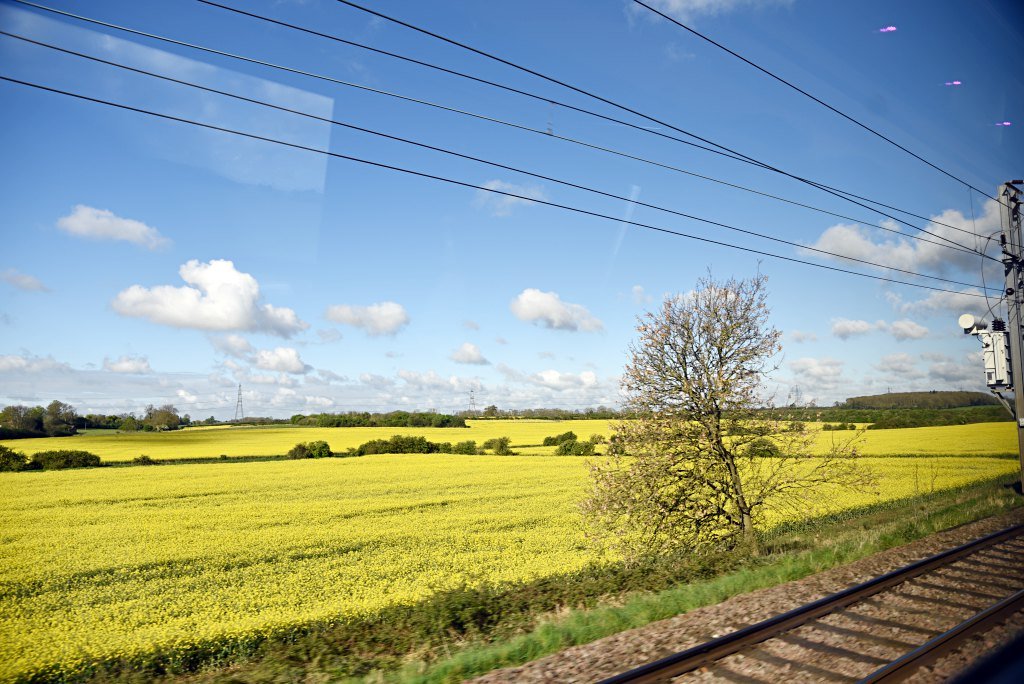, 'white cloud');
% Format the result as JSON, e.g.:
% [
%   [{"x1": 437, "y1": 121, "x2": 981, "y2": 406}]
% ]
[
  {"x1": 890, "y1": 319, "x2": 929, "y2": 341},
  {"x1": 474, "y1": 179, "x2": 547, "y2": 217},
  {"x1": 630, "y1": 285, "x2": 653, "y2": 305},
  {"x1": 497, "y1": 364, "x2": 600, "y2": 391},
  {"x1": 57, "y1": 205, "x2": 170, "y2": 249},
  {"x1": 634, "y1": 0, "x2": 792, "y2": 23},
  {"x1": 886, "y1": 289, "x2": 991, "y2": 319},
  {"x1": 450, "y1": 342, "x2": 489, "y2": 365},
  {"x1": 112, "y1": 259, "x2": 307, "y2": 337},
  {"x1": 495, "y1": 337, "x2": 509, "y2": 345},
  {"x1": 788, "y1": 330, "x2": 817, "y2": 343},
  {"x1": 1, "y1": 268, "x2": 50, "y2": 292},
  {"x1": 463, "y1": 320, "x2": 480, "y2": 330},
  {"x1": 511, "y1": 288, "x2": 603, "y2": 332},
  {"x1": 210, "y1": 334, "x2": 254, "y2": 358},
  {"x1": 0, "y1": 354, "x2": 70, "y2": 373},
  {"x1": 176, "y1": 389, "x2": 198, "y2": 403},
  {"x1": 316, "y1": 328, "x2": 343, "y2": 343},
  {"x1": 801, "y1": 200, "x2": 1000, "y2": 276},
  {"x1": 789, "y1": 357, "x2": 844, "y2": 392},
  {"x1": 874, "y1": 353, "x2": 924, "y2": 379},
  {"x1": 253, "y1": 347, "x2": 310, "y2": 374},
  {"x1": 103, "y1": 355, "x2": 152, "y2": 374},
  {"x1": 831, "y1": 318, "x2": 884, "y2": 340},
  {"x1": 325, "y1": 301, "x2": 409, "y2": 336}
]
